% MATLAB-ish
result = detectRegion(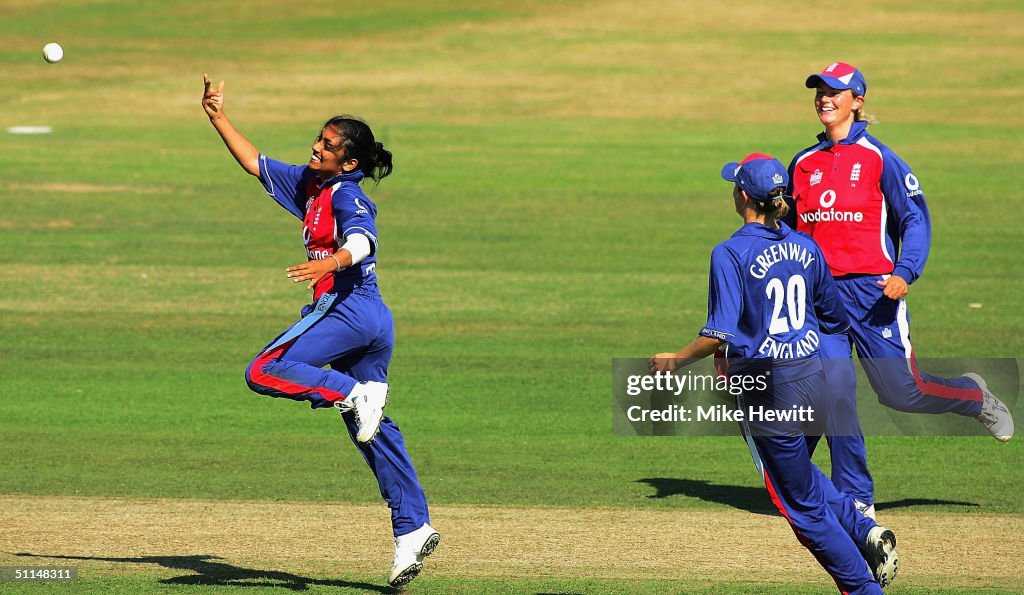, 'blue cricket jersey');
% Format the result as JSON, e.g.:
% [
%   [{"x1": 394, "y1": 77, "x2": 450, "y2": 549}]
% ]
[
  {"x1": 258, "y1": 155, "x2": 379, "y2": 298},
  {"x1": 700, "y1": 222, "x2": 850, "y2": 380}
]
